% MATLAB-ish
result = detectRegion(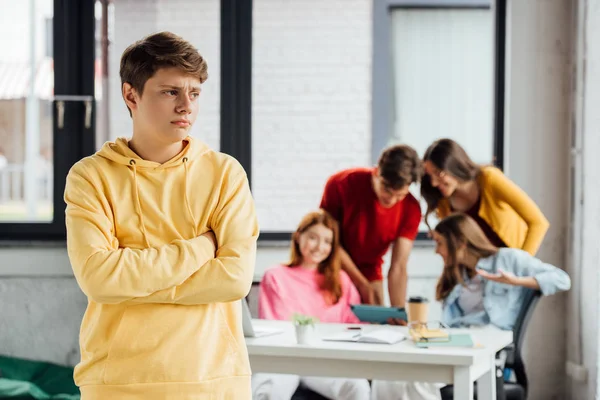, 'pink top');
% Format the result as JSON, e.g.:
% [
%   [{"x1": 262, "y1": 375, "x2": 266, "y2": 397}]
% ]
[{"x1": 258, "y1": 264, "x2": 361, "y2": 324}]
